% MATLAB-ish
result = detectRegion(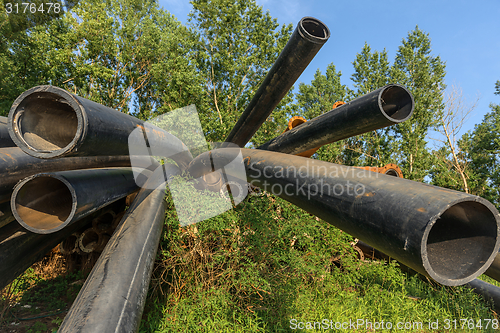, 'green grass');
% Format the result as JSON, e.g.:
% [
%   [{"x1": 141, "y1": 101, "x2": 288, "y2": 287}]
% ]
[
  {"x1": 139, "y1": 192, "x2": 499, "y2": 332},
  {"x1": 2, "y1": 190, "x2": 498, "y2": 332}
]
